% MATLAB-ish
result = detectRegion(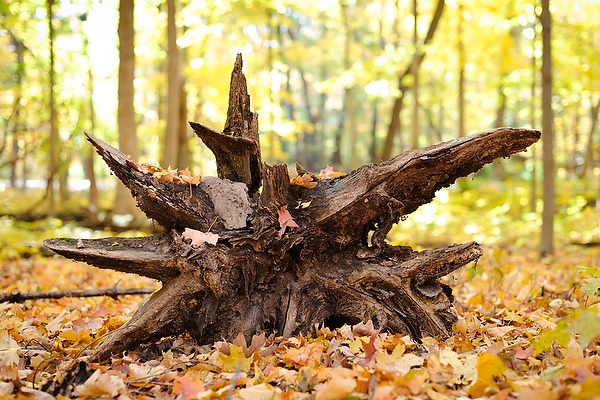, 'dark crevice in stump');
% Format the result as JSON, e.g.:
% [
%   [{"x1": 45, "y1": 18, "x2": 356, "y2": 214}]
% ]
[{"x1": 44, "y1": 54, "x2": 540, "y2": 362}]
